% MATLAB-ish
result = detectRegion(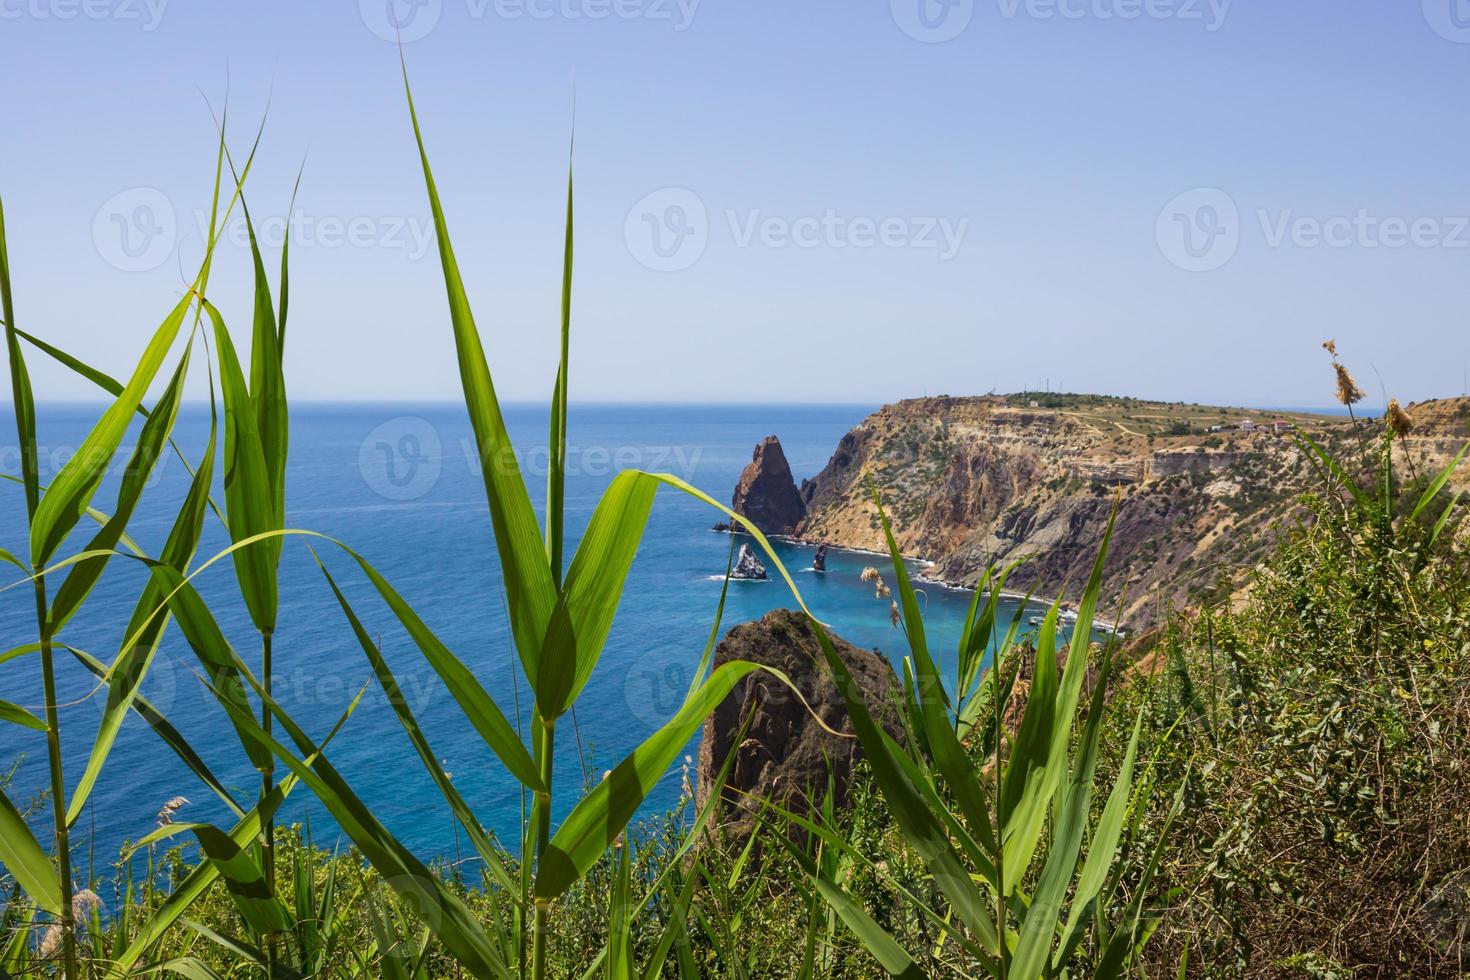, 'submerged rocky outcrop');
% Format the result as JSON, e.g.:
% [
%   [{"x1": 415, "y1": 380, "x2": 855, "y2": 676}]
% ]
[
  {"x1": 696, "y1": 610, "x2": 901, "y2": 844},
  {"x1": 731, "y1": 436, "x2": 806, "y2": 535},
  {"x1": 788, "y1": 395, "x2": 1470, "y2": 631}
]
